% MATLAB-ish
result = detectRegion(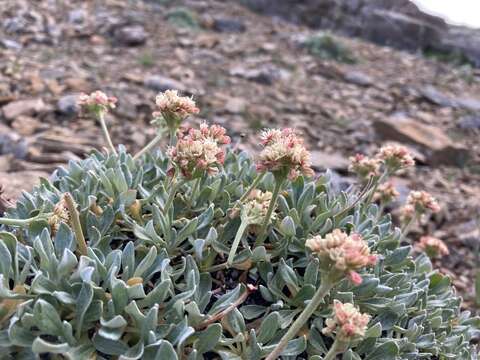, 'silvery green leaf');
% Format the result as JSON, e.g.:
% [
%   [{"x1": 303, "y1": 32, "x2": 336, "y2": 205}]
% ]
[
  {"x1": 93, "y1": 333, "x2": 129, "y2": 355},
  {"x1": 208, "y1": 285, "x2": 242, "y2": 315},
  {"x1": 241, "y1": 305, "x2": 267, "y2": 320},
  {"x1": 133, "y1": 246, "x2": 157, "y2": 278},
  {"x1": 33, "y1": 300, "x2": 64, "y2": 336},
  {"x1": 225, "y1": 308, "x2": 246, "y2": 334},
  {"x1": 279, "y1": 216, "x2": 296, "y2": 237},
  {"x1": 76, "y1": 282, "x2": 93, "y2": 338},
  {"x1": 195, "y1": 323, "x2": 222, "y2": 354},
  {"x1": 32, "y1": 337, "x2": 70, "y2": 354},
  {"x1": 119, "y1": 341, "x2": 144, "y2": 360},
  {"x1": 365, "y1": 340, "x2": 399, "y2": 360},
  {"x1": 175, "y1": 217, "x2": 198, "y2": 247},
  {"x1": 257, "y1": 312, "x2": 280, "y2": 344},
  {"x1": 155, "y1": 340, "x2": 178, "y2": 360},
  {"x1": 365, "y1": 322, "x2": 382, "y2": 338},
  {"x1": 167, "y1": 317, "x2": 195, "y2": 347}
]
